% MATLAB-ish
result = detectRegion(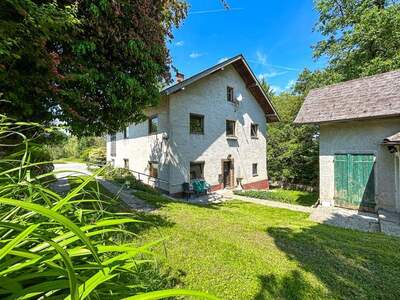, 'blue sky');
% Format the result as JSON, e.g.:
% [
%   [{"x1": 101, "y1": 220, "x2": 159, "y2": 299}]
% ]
[{"x1": 168, "y1": 0, "x2": 327, "y2": 94}]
